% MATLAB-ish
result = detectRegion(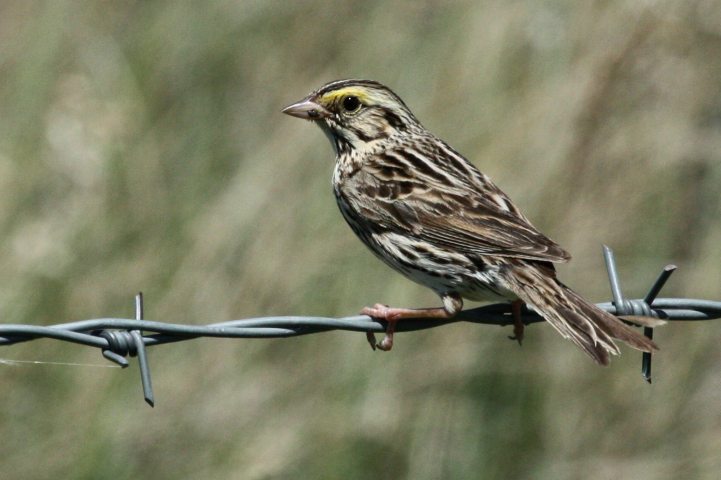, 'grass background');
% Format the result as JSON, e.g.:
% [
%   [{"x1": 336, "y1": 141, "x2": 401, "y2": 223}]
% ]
[{"x1": 1, "y1": 1, "x2": 720, "y2": 478}]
